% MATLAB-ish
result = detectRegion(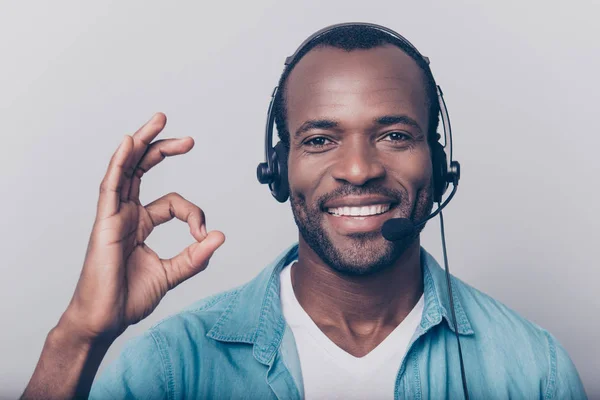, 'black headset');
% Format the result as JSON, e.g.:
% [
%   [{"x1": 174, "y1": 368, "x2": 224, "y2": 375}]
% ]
[{"x1": 256, "y1": 22, "x2": 460, "y2": 204}]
